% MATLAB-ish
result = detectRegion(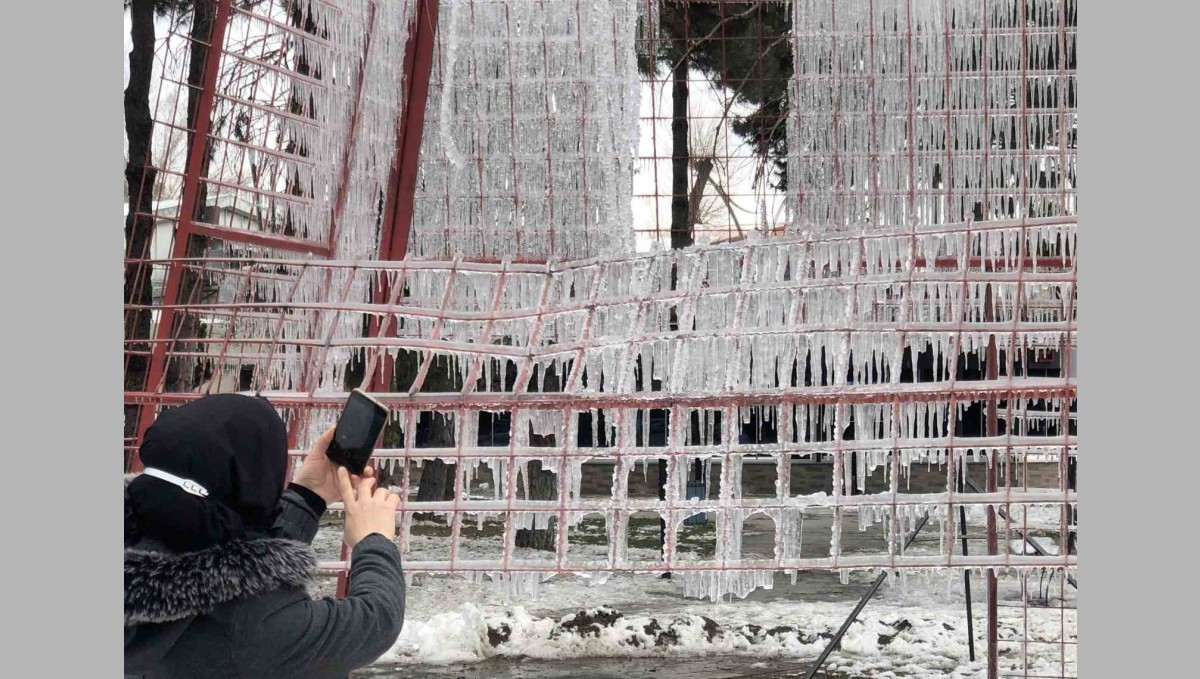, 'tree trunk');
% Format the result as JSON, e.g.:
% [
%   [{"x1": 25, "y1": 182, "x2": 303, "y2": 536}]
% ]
[
  {"x1": 413, "y1": 356, "x2": 460, "y2": 520},
  {"x1": 124, "y1": 0, "x2": 159, "y2": 447},
  {"x1": 514, "y1": 365, "x2": 560, "y2": 550},
  {"x1": 1067, "y1": 455, "x2": 1076, "y2": 554},
  {"x1": 670, "y1": 55, "x2": 692, "y2": 249},
  {"x1": 515, "y1": 460, "x2": 558, "y2": 550},
  {"x1": 414, "y1": 436, "x2": 456, "y2": 519},
  {"x1": 687, "y1": 157, "x2": 714, "y2": 233},
  {"x1": 165, "y1": 0, "x2": 220, "y2": 395},
  {"x1": 660, "y1": 48, "x2": 691, "y2": 574},
  {"x1": 413, "y1": 409, "x2": 456, "y2": 521},
  {"x1": 415, "y1": 459, "x2": 455, "y2": 501}
]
